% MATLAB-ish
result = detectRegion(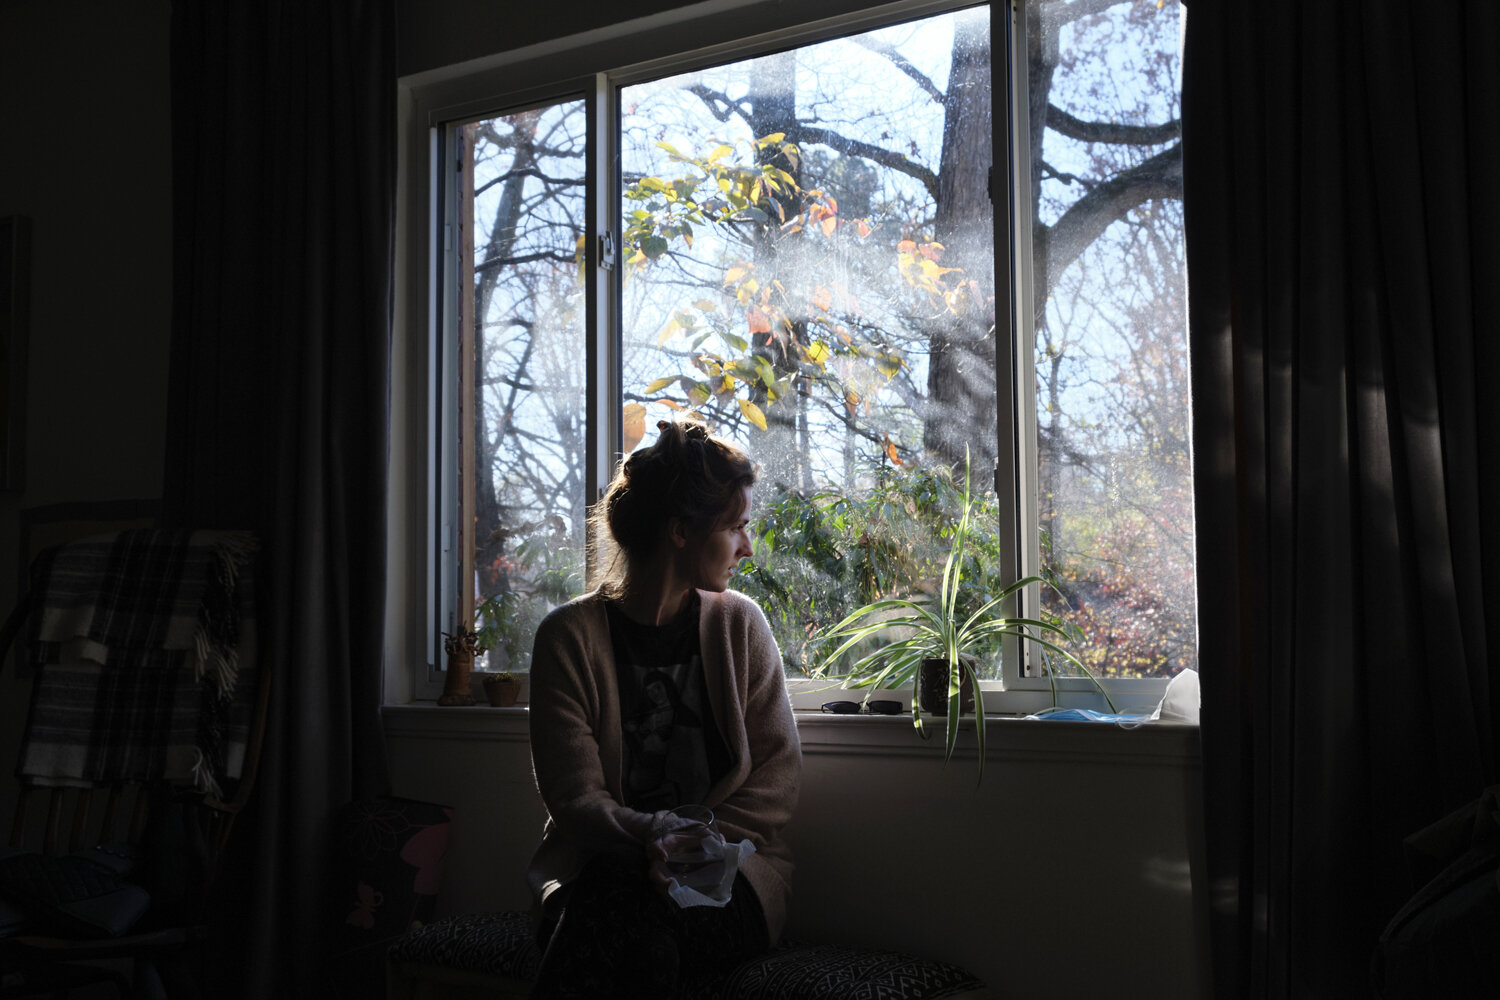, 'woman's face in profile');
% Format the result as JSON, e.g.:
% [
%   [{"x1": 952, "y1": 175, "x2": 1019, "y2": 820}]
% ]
[{"x1": 676, "y1": 487, "x2": 754, "y2": 593}]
